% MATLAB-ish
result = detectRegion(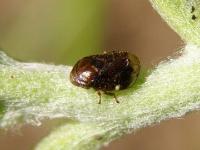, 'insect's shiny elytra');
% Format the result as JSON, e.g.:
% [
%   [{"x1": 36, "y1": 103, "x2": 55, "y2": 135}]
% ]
[{"x1": 70, "y1": 51, "x2": 140, "y2": 104}]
